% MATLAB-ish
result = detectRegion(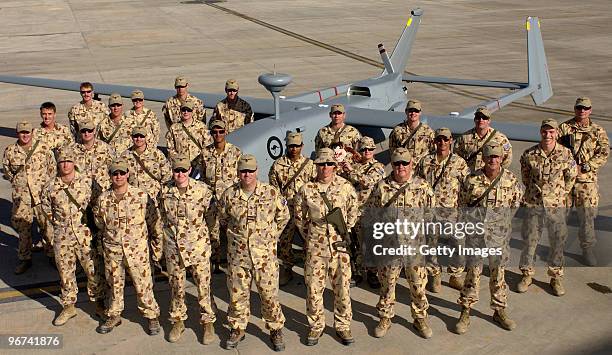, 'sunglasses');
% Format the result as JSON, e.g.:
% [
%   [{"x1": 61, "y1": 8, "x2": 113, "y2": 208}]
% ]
[
  {"x1": 175, "y1": 85, "x2": 187, "y2": 89},
  {"x1": 240, "y1": 169, "x2": 256, "y2": 174},
  {"x1": 316, "y1": 162, "x2": 336, "y2": 167},
  {"x1": 331, "y1": 111, "x2": 344, "y2": 115},
  {"x1": 475, "y1": 115, "x2": 490, "y2": 121},
  {"x1": 131, "y1": 134, "x2": 145, "y2": 139},
  {"x1": 393, "y1": 161, "x2": 410, "y2": 166},
  {"x1": 288, "y1": 144, "x2": 302, "y2": 149},
  {"x1": 80, "y1": 90, "x2": 92, "y2": 94},
  {"x1": 435, "y1": 137, "x2": 450, "y2": 142},
  {"x1": 211, "y1": 129, "x2": 225, "y2": 135},
  {"x1": 80, "y1": 128, "x2": 94, "y2": 134},
  {"x1": 575, "y1": 106, "x2": 591, "y2": 111},
  {"x1": 132, "y1": 98, "x2": 144, "y2": 102},
  {"x1": 110, "y1": 104, "x2": 123, "y2": 108},
  {"x1": 360, "y1": 148, "x2": 375, "y2": 152},
  {"x1": 112, "y1": 170, "x2": 127, "y2": 176},
  {"x1": 181, "y1": 108, "x2": 193, "y2": 113},
  {"x1": 407, "y1": 109, "x2": 421, "y2": 113},
  {"x1": 173, "y1": 168, "x2": 189, "y2": 174},
  {"x1": 226, "y1": 89, "x2": 238, "y2": 93}
]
